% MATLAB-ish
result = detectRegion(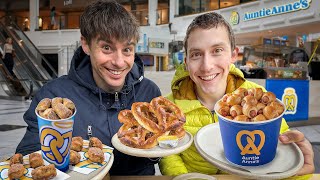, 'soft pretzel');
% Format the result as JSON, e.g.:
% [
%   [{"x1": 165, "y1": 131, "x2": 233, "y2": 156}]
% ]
[
  {"x1": 151, "y1": 96, "x2": 185, "y2": 131},
  {"x1": 167, "y1": 126, "x2": 186, "y2": 139},
  {"x1": 131, "y1": 102, "x2": 164, "y2": 133},
  {"x1": 261, "y1": 92, "x2": 276, "y2": 105},
  {"x1": 248, "y1": 88, "x2": 263, "y2": 100}
]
